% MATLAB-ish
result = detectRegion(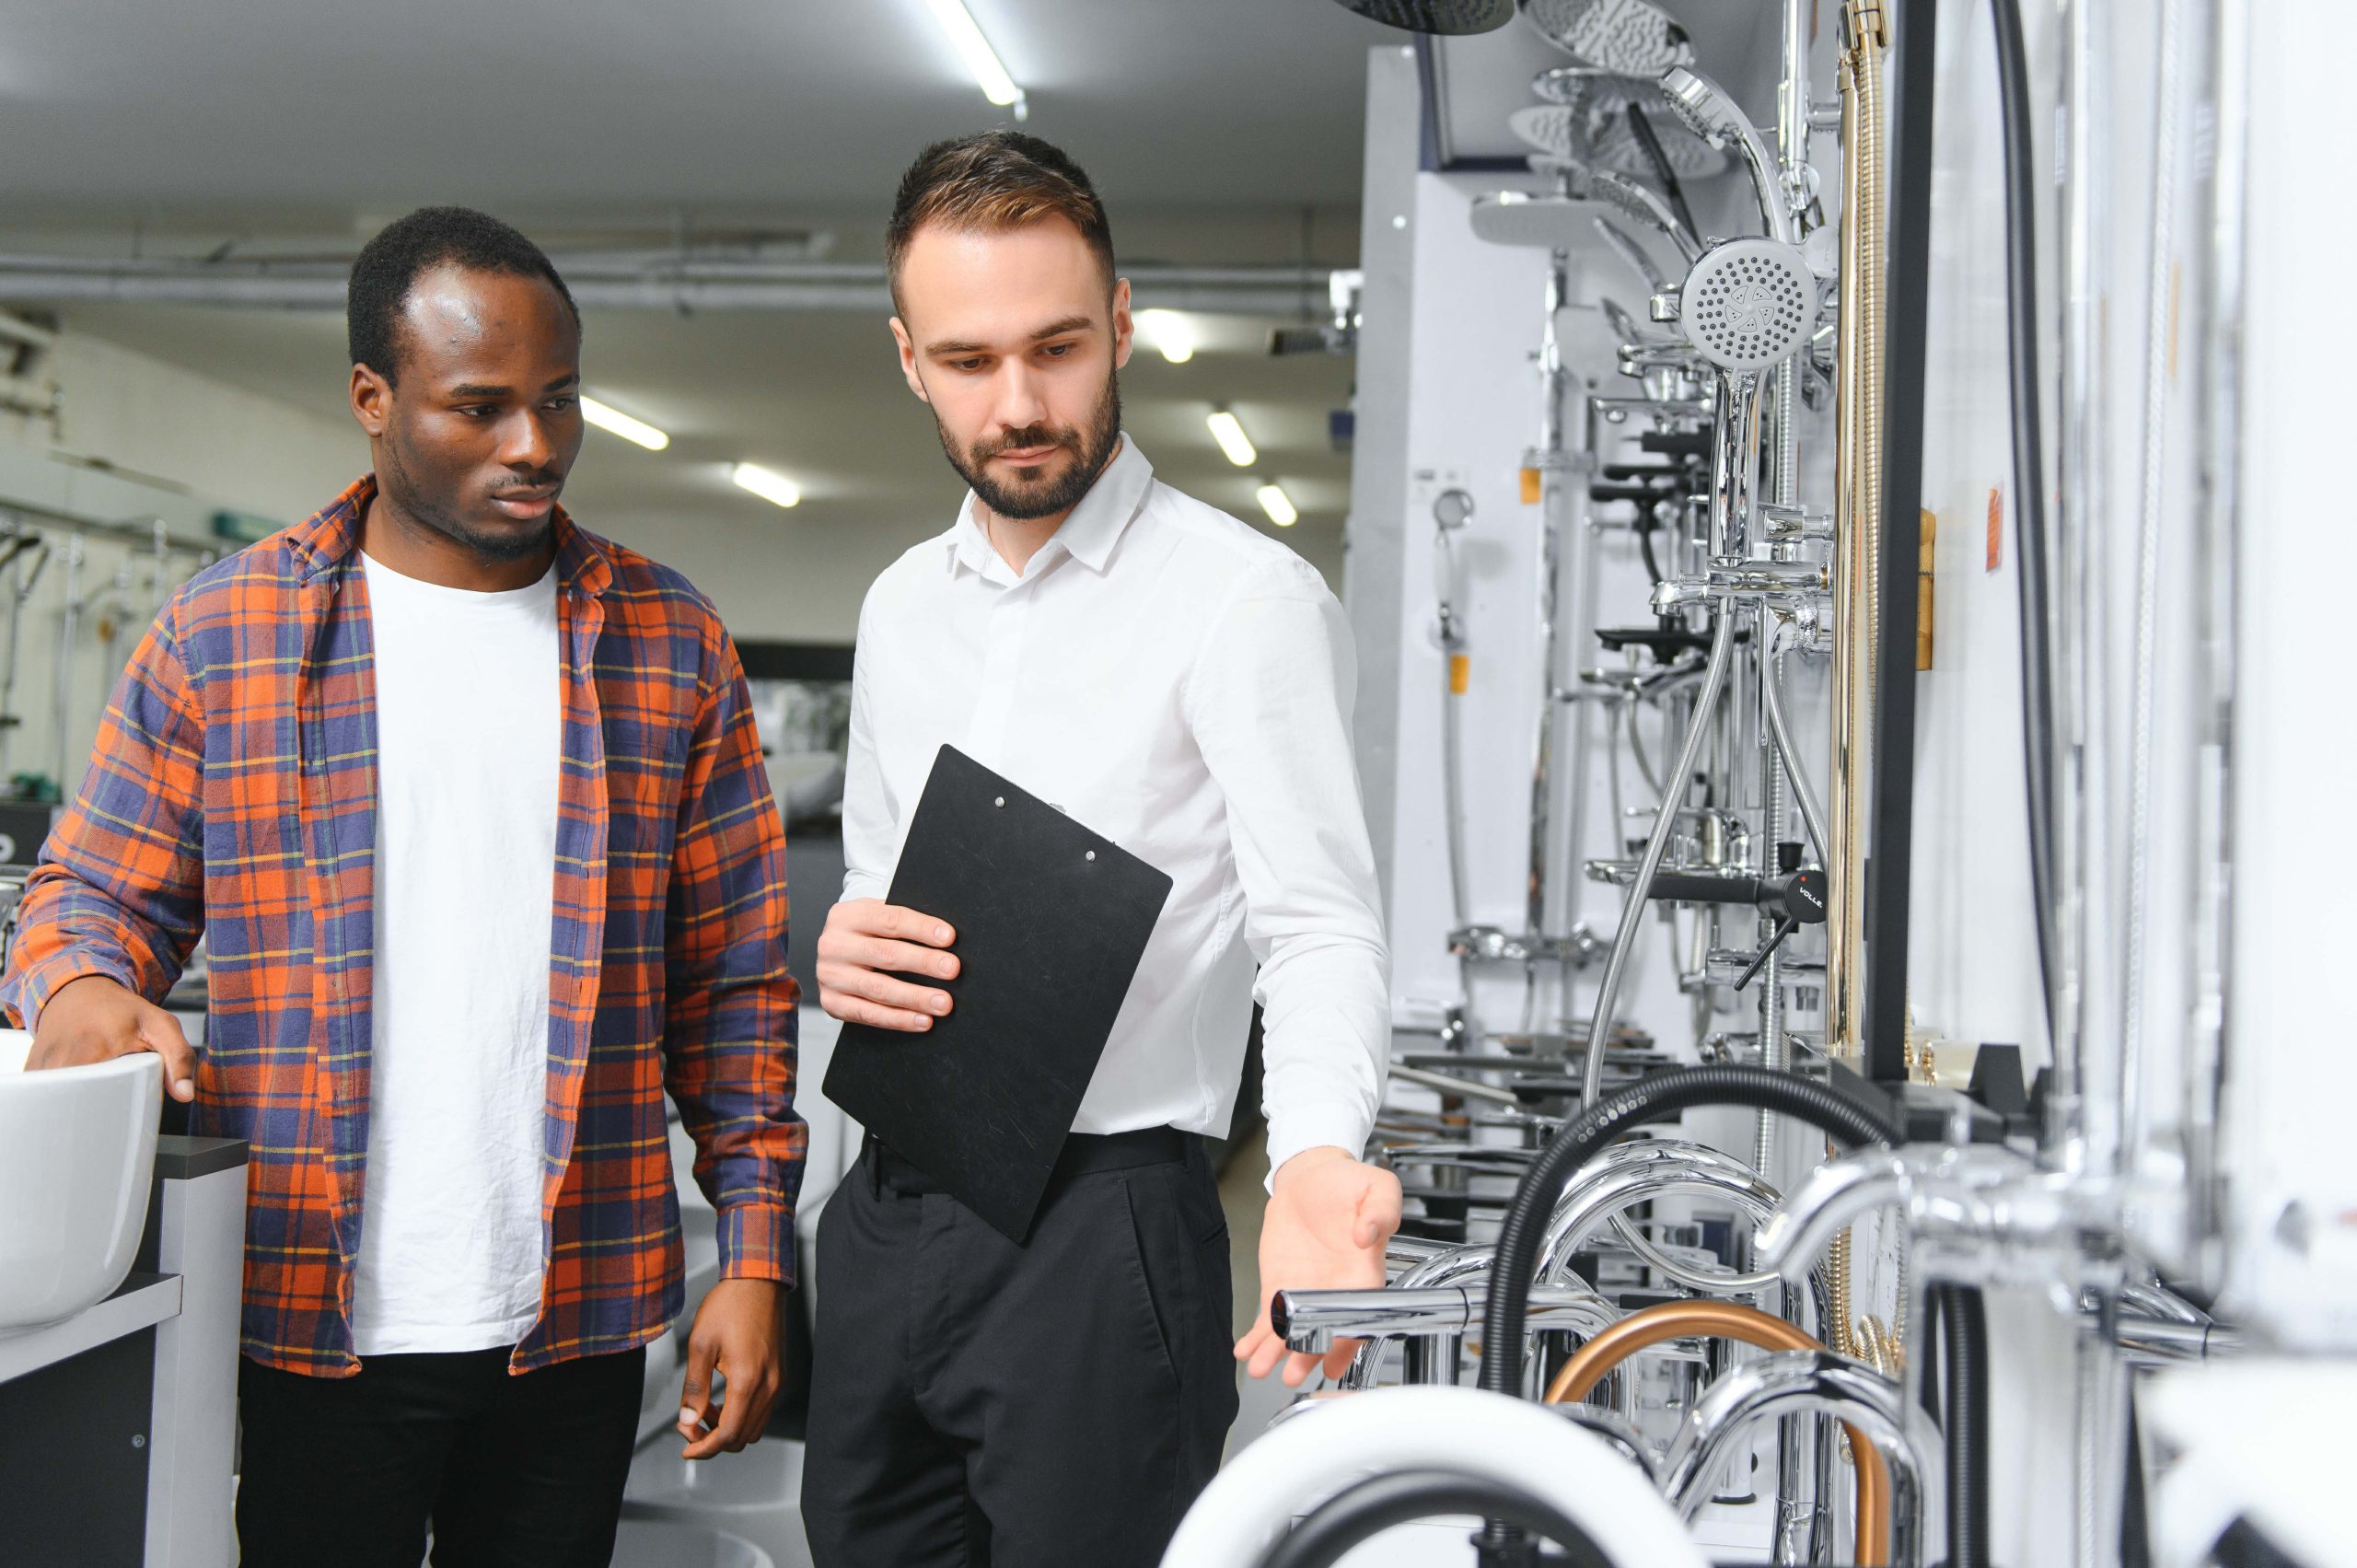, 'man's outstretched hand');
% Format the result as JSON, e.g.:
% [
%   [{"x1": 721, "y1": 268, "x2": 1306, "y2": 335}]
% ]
[
  {"x1": 29, "y1": 974, "x2": 197, "y2": 1102},
  {"x1": 1235, "y1": 1146, "x2": 1402, "y2": 1388}
]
